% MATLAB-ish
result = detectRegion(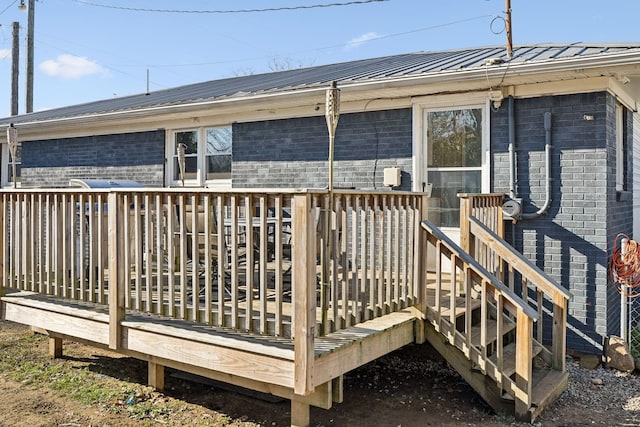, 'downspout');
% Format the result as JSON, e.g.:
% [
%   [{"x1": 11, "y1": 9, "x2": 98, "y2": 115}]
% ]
[
  {"x1": 508, "y1": 95, "x2": 517, "y2": 200},
  {"x1": 519, "y1": 111, "x2": 553, "y2": 220}
]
